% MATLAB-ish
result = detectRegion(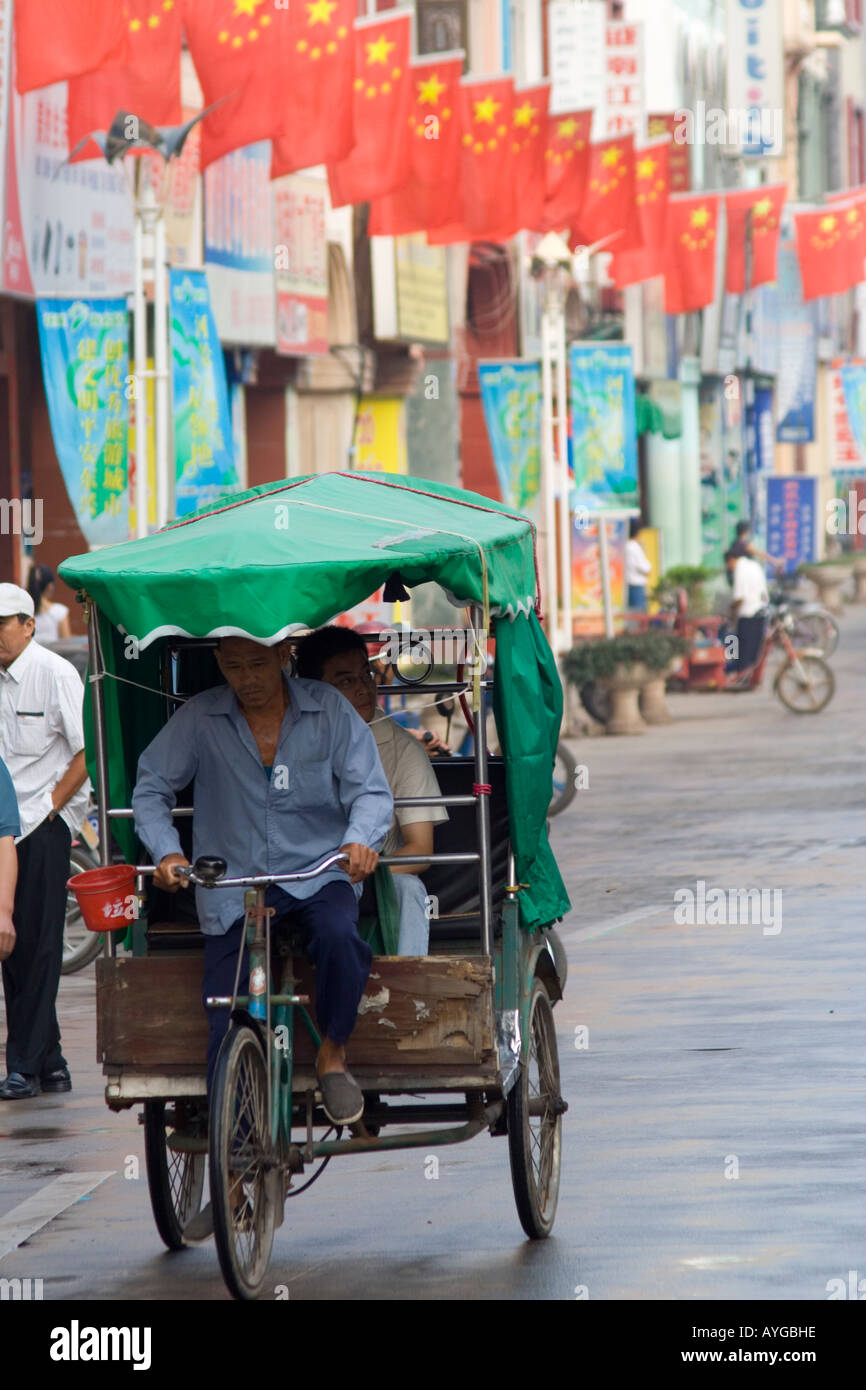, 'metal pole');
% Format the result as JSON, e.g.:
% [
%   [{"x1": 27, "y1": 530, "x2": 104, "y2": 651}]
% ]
[
  {"x1": 133, "y1": 203, "x2": 148, "y2": 540},
  {"x1": 154, "y1": 213, "x2": 171, "y2": 528},
  {"x1": 471, "y1": 604, "x2": 494, "y2": 959},
  {"x1": 553, "y1": 291, "x2": 572, "y2": 652},
  {"x1": 598, "y1": 515, "x2": 615, "y2": 638},
  {"x1": 86, "y1": 600, "x2": 116, "y2": 959},
  {"x1": 540, "y1": 298, "x2": 559, "y2": 651}
]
